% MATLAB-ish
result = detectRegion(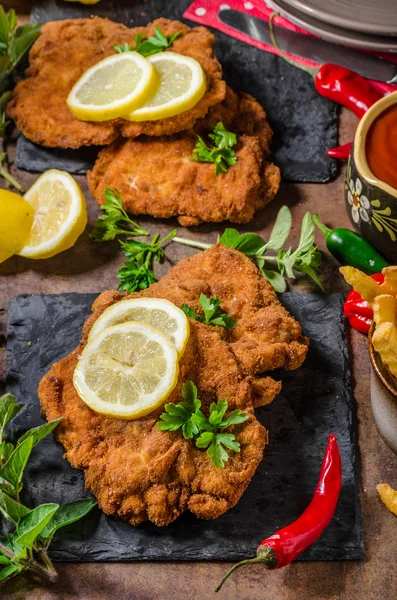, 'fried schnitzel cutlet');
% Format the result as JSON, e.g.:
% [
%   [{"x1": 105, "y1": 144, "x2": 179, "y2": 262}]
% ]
[
  {"x1": 88, "y1": 89, "x2": 281, "y2": 226},
  {"x1": 38, "y1": 246, "x2": 308, "y2": 526},
  {"x1": 7, "y1": 18, "x2": 225, "y2": 149}
]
